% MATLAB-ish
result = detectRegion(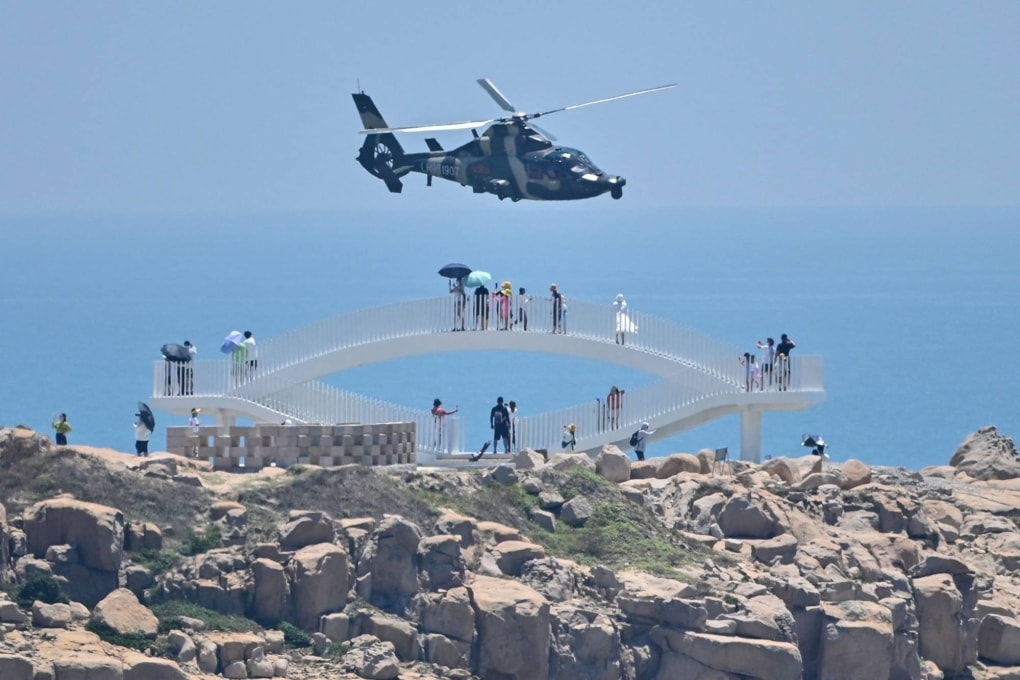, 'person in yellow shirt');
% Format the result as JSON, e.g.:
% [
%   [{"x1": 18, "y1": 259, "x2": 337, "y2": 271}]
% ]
[{"x1": 52, "y1": 413, "x2": 72, "y2": 445}]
